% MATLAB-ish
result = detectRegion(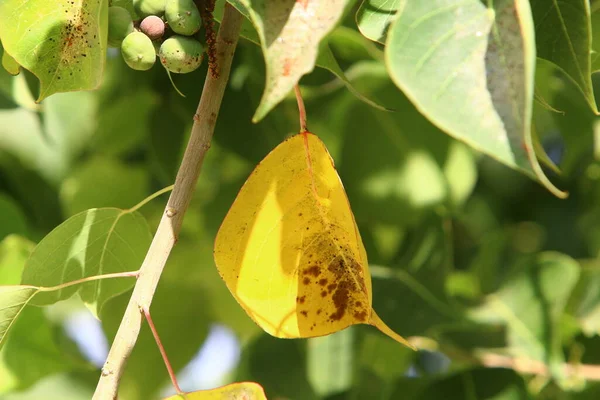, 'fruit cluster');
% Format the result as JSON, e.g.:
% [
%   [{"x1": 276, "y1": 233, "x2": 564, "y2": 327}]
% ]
[{"x1": 108, "y1": 0, "x2": 205, "y2": 74}]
